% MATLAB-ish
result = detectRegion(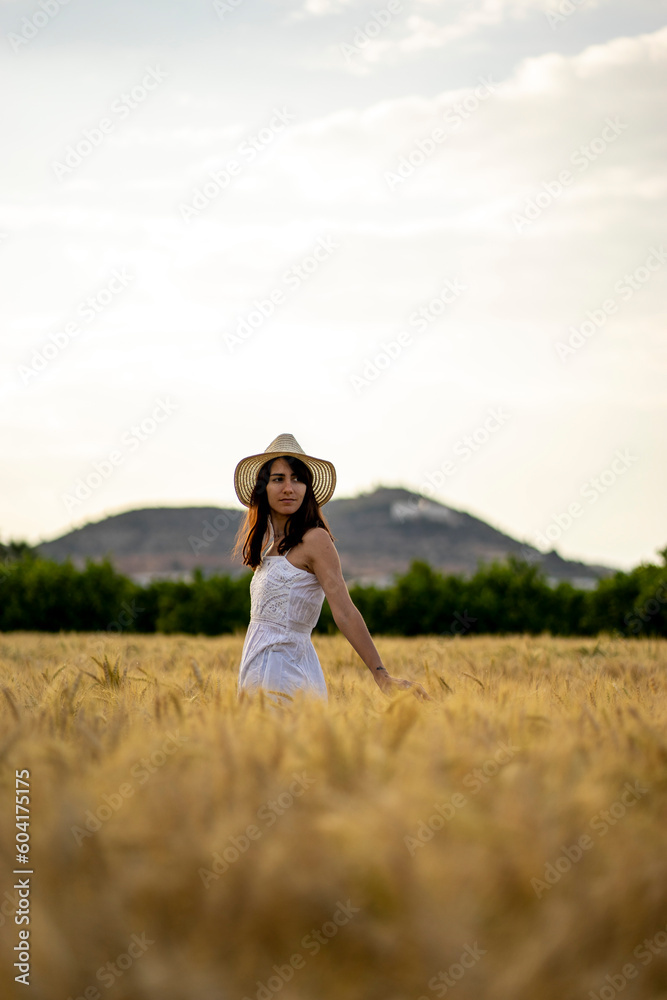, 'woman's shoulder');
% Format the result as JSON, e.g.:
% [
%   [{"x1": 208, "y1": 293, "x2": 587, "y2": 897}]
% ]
[
  {"x1": 300, "y1": 525, "x2": 335, "y2": 551},
  {"x1": 301, "y1": 524, "x2": 333, "y2": 545}
]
